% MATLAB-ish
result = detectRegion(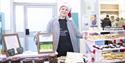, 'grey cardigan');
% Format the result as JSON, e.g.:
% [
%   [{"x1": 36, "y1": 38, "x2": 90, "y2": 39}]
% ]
[{"x1": 47, "y1": 16, "x2": 82, "y2": 52}]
